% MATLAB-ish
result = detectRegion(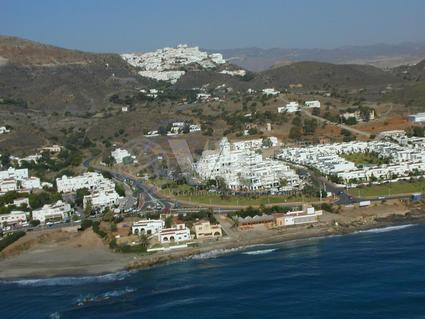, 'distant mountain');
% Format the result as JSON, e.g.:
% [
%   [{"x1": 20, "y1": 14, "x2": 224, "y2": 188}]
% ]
[{"x1": 211, "y1": 43, "x2": 425, "y2": 71}]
